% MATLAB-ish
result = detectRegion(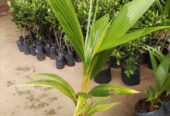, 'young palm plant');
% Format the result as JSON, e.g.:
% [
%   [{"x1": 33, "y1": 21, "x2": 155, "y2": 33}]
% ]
[
  {"x1": 25, "y1": 0, "x2": 170, "y2": 115},
  {"x1": 135, "y1": 47, "x2": 170, "y2": 115}
]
